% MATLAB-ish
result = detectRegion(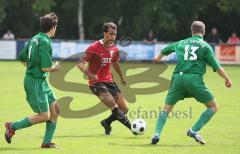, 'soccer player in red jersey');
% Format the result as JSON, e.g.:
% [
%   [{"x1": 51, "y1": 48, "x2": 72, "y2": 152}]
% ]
[{"x1": 77, "y1": 22, "x2": 132, "y2": 135}]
